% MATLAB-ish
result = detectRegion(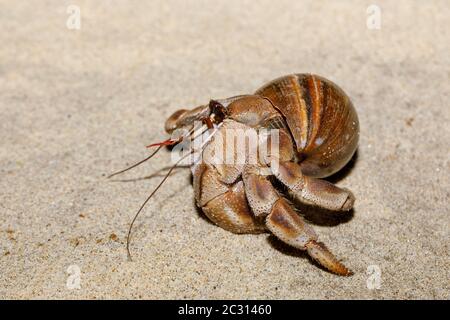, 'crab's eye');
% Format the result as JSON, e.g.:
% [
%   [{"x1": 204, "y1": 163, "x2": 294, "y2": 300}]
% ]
[{"x1": 208, "y1": 100, "x2": 227, "y2": 123}]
